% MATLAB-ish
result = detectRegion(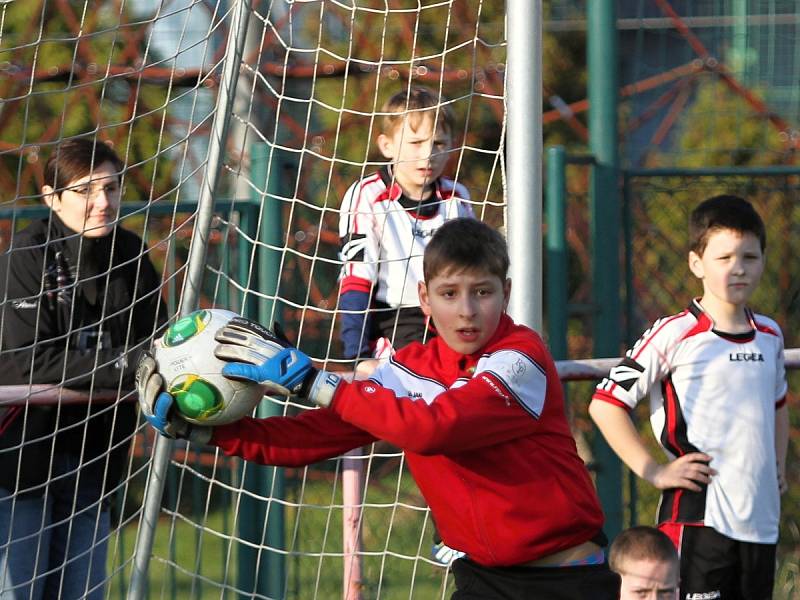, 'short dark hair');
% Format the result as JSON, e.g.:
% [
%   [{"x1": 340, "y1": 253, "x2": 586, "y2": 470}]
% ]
[
  {"x1": 608, "y1": 526, "x2": 679, "y2": 572},
  {"x1": 381, "y1": 86, "x2": 455, "y2": 137},
  {"x1": 43, "y1": 138, "x2": 124, "y2": 195},
  {"x1": 423, "y1": 218, "x2": 508, "y2": 282},
  {"x1": 689, "y1": 194, "x2": 766, "y2": 255}
]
